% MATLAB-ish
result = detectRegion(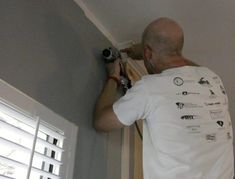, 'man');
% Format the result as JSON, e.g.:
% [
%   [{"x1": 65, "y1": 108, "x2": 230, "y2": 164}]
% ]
[{"x1": 94, "y1": 17, "x2": 234, "y2": 179}]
